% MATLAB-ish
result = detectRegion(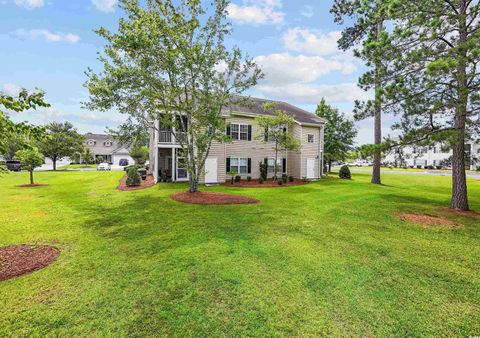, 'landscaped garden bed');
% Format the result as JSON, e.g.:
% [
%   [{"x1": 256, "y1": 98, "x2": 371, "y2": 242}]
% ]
[
  {"x1": 117, "y1": 174, "x2": 155, "y2": 191},
  {"x1": 171, "y1": 191, "x2": 259, "y2": 204},
  {"x1": 398, "y1": 213, "x2": 459, "y2": 228},
  {"x1": 221, "y1": 178, "x2": 307, "y2": 188},
  {"x1": 0, "y1": 245, "x2": 59, "y2": 281}
]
